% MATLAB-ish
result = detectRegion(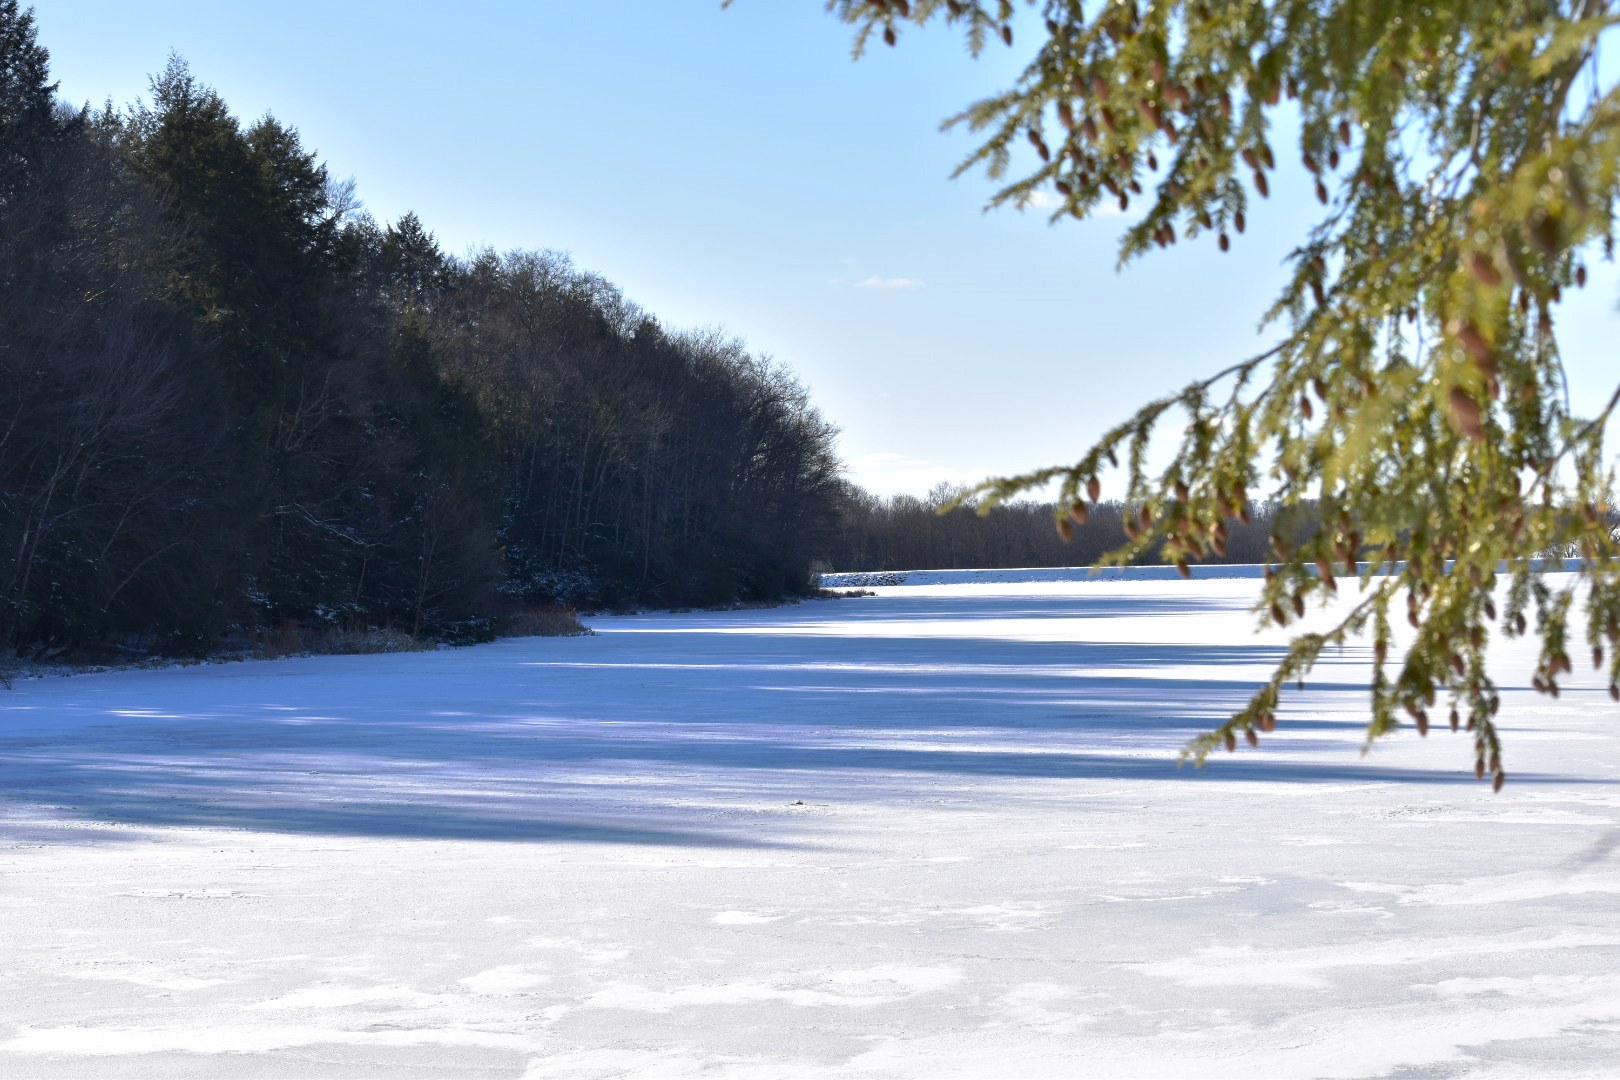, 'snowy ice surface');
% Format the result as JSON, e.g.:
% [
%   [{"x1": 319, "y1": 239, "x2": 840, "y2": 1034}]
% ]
[{"x1": 3, "y1": 573, "x2": 1619, "y2": 1078}]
